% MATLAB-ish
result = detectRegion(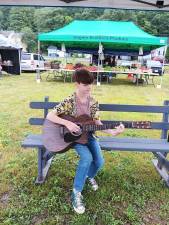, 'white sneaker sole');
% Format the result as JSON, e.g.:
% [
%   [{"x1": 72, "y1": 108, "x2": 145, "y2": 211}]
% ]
[
  {"x1": 92, "y1": 185, "x2": 98, "y2": 191},
  {"x1": 73, "y1": 206, "x2": 85, "y2": 214}
]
